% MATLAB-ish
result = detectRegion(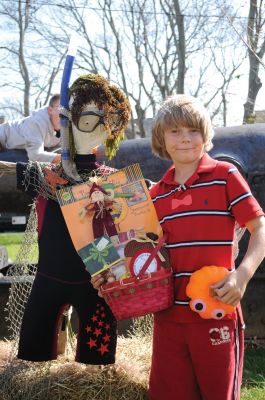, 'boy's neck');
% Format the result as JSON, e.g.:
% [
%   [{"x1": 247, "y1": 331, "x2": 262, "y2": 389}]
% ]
[{"x1": 173, "y1": 159, "x2": 201, "y2": 184}]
